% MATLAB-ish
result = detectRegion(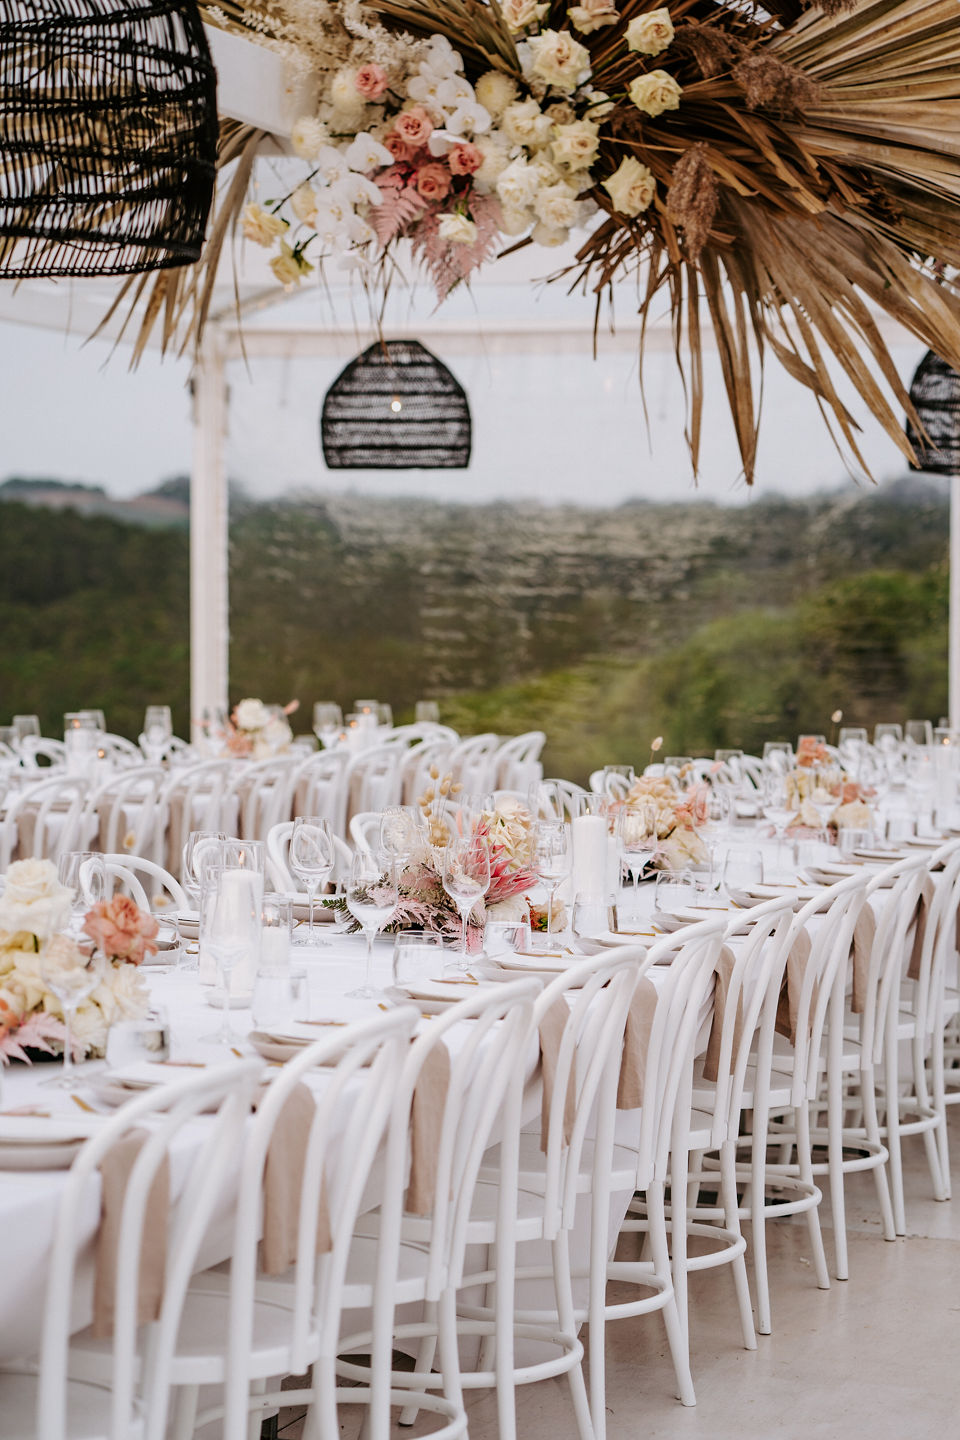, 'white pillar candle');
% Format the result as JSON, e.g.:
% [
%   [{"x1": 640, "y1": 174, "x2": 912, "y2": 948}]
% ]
[{"x1": 571, "y1": 814, "x2": 609, "y2": 897}]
